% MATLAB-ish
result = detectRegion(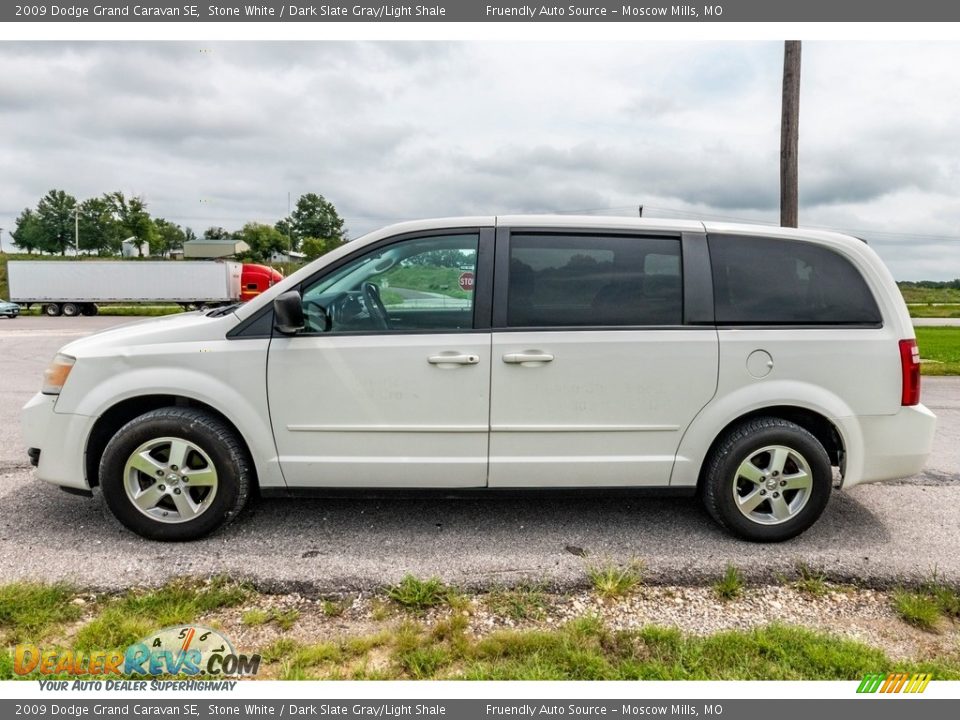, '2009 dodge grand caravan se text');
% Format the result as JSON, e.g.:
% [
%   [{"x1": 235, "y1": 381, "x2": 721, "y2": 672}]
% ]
[{"x1": 21, "y1": 216, "x2": 937, "y2": 542}]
